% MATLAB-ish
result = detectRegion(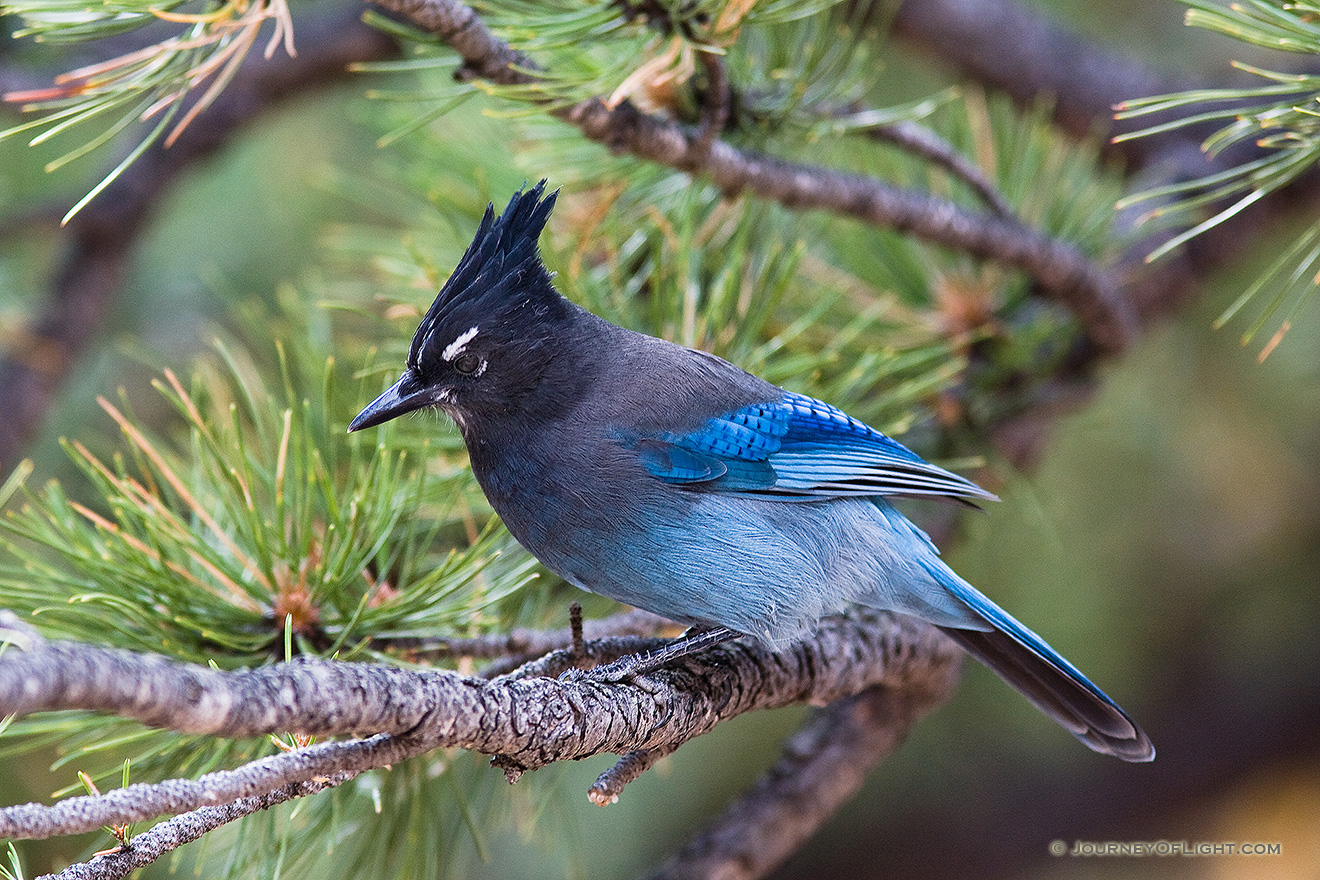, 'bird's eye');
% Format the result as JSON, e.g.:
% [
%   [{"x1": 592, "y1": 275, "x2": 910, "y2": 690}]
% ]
[{"x1": 453, "y1": 353, "x2": 482, "y2": 375}]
